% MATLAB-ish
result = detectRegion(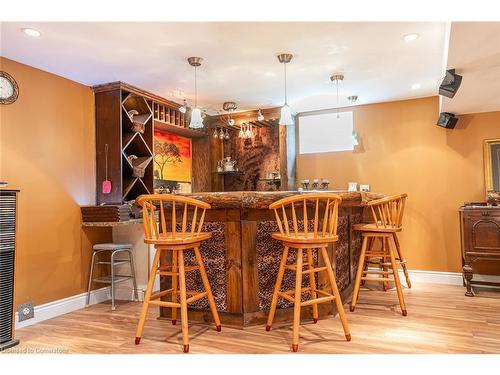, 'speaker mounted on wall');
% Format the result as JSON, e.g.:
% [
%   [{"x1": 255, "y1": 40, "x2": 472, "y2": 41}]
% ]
[
  {"x1": 439, "y1": 69, "x2": 463, "y2": 98},
  {"x1": 437, "y1": 112, "x2": 458, "y2": 129}
]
